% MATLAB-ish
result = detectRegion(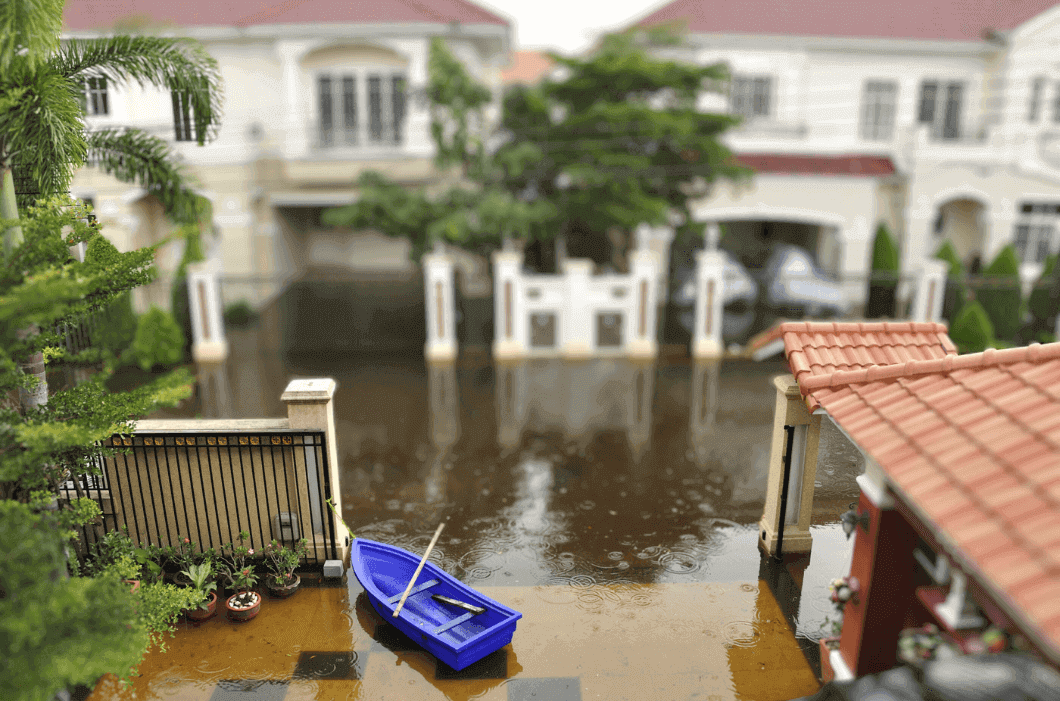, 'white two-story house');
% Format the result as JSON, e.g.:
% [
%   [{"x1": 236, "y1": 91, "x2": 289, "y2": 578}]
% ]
[
  {"x1": 62, "y1": 0, "x2": 510, "y2": 322},
  {"x1": 635, "y1": 0, "x2": 1060, "y2": 305}
]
